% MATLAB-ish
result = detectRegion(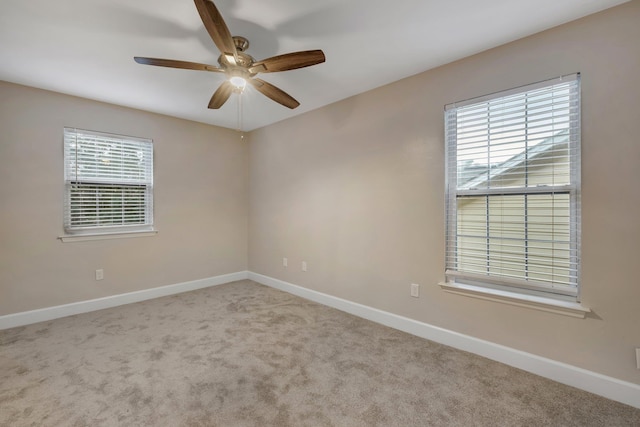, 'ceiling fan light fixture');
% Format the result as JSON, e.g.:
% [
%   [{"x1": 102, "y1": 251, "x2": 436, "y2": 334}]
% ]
[{"x1": 229, "y1": 75, "x2": 247, "y2": 89}]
